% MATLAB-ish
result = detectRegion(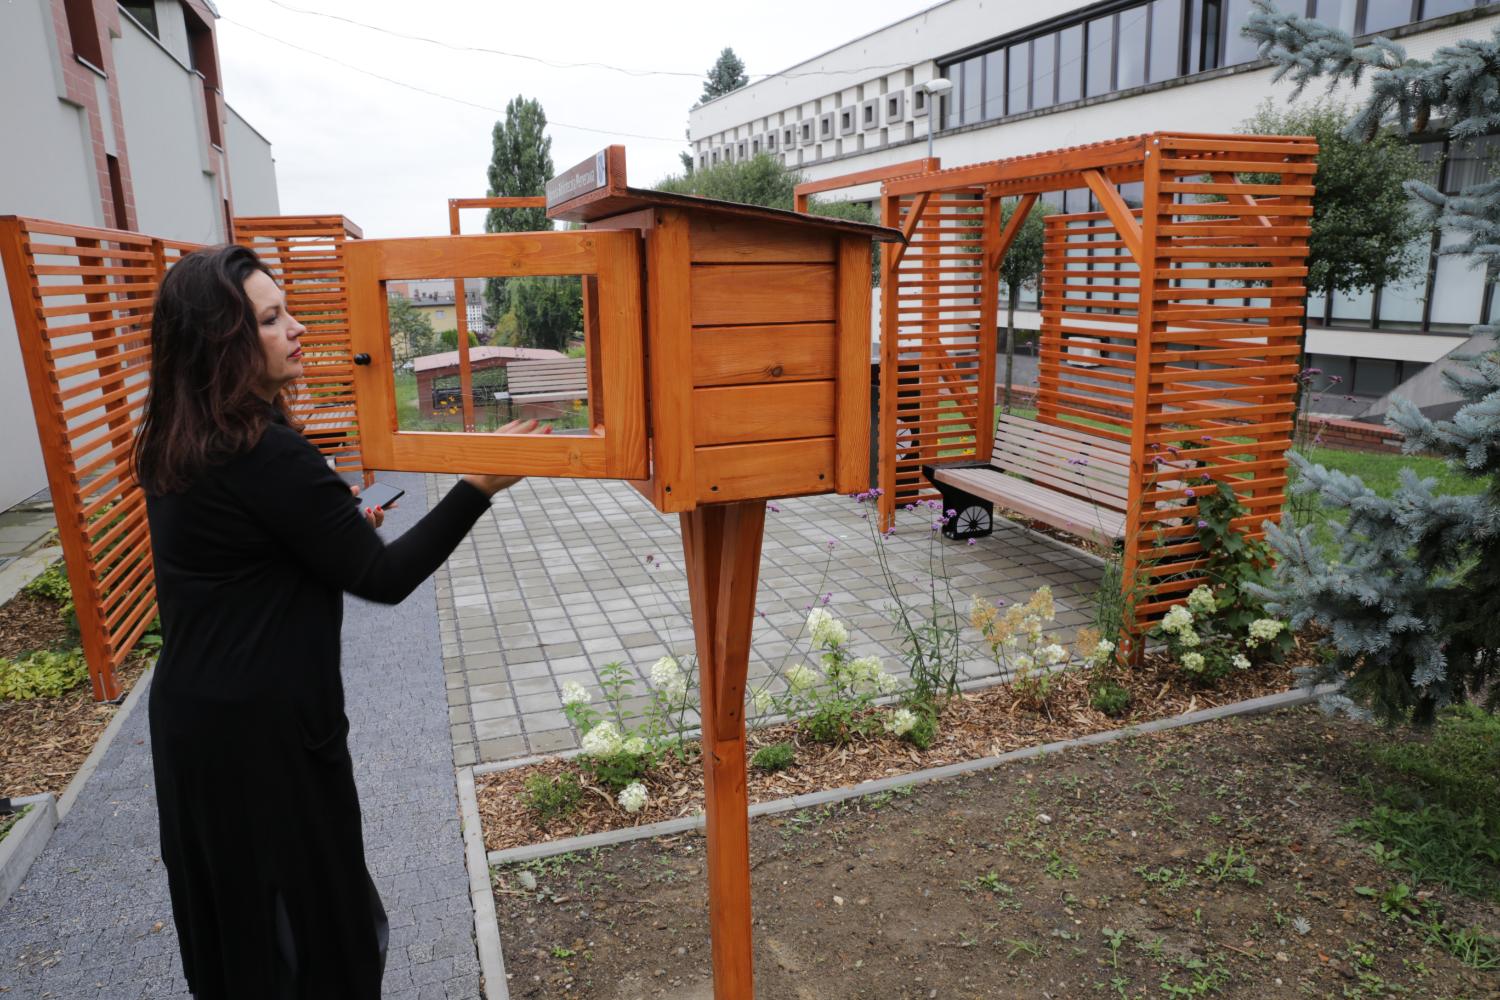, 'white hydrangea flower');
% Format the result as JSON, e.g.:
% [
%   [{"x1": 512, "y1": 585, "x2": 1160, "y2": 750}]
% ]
[
  {"x1": 560, "y1": 681, "x2": 591, "y2": 707},
  {"x1": 1177, "y1": 626, "x2": 1201, "y2": 648},
  {"x1": 751, "y1": 688, "x2": 775, "y2": 714},
  {"x1": 1232, "y1": 653, "x2": 1251, "y2": 671},
  {"x1": 580, "y1": 720, "x2": 622, "y2": 757},
  {"x1": 1180, "y1": 652, "x2": 1206, "y2": 674},
  {"x1": 849, "y1": 655, "x2": 883, "y2": 684},
  {"x1": 1161, "y1": 605, "x2": 1194, "y2": 635},
  {"x1": 1246, "y1": 618, "x2": 1285, "y2": 648},
  {"x1": 874, "y1": 670, "x2": 901, "y2": 695},
  {"x1": 1090, "y1": 639, "x2": 1116, "y2": 667},
  {"x1": 785, "y1": 663, "x2": 821, "y2": 693},
  {"x1": 649, "y1": 656, "x2": 687, "y2": 698},
  {"x1": 1040, "y1": 643, "x2": 1068, "y2": 667},
  {"x1": 884, "y1": 708, "x2": 918, "y2": 736},
  {"x1": 617, "y1": 781, "x2": 648, "y2": 814},
  {"x1": 1023, "y1": 615, "x2": 1044, "y2": 644},
  {"x1": 1187, "y1": 585, "x2": 1216, "y2": 616},
  {"x1": 807, "y1": 608, "x2": 849, "y2": 649},
  {"x1": 622, "y1": 736, "x2": 648, "y2": 757}
]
